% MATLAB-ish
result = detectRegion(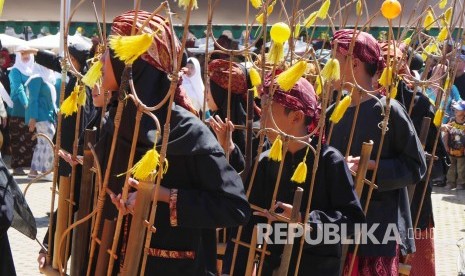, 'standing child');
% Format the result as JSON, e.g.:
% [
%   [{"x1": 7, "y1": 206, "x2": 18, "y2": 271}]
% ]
[{"x1": 443, "y1": 100, "x2": 465, "y2": 190}]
